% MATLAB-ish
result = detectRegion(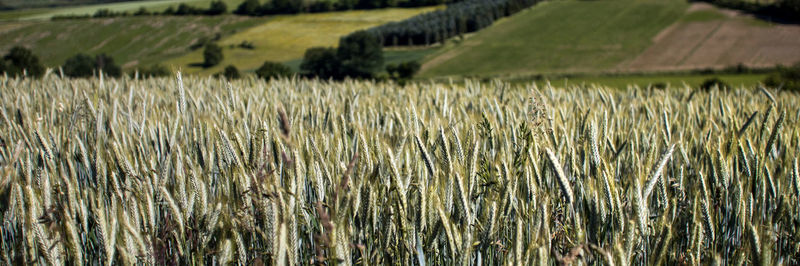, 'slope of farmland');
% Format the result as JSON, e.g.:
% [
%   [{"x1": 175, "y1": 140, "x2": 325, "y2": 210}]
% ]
[
  {"x1": 0, "y1": 15, "x2": 266, "y2": 70},
  {"x1": 163, "y1": 6, "x2": 440, "y2": 75},
  {"x1": 618, "y1": 2, "x2": 800, "y2": 72},
  {"x1": 420, "y1": 0, "x2": 689, "y2": 77},
  {"x1": 0, "y1": 0, "x2": 245, "y2": 21}
]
